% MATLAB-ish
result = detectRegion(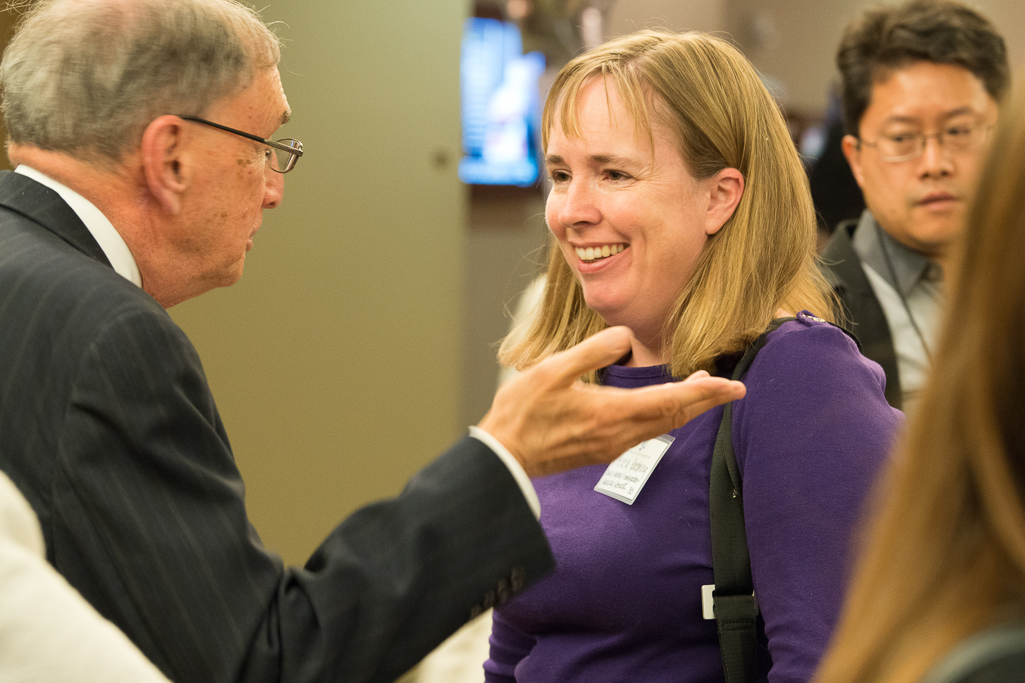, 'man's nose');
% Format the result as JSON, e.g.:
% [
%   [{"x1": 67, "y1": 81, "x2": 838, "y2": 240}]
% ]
[
  {"x1": 263, "y1": 167, "x2": 284, "y2": 209},
  {"x1": 918, "y1": 134, "x2": 954, "y2": 178}
]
